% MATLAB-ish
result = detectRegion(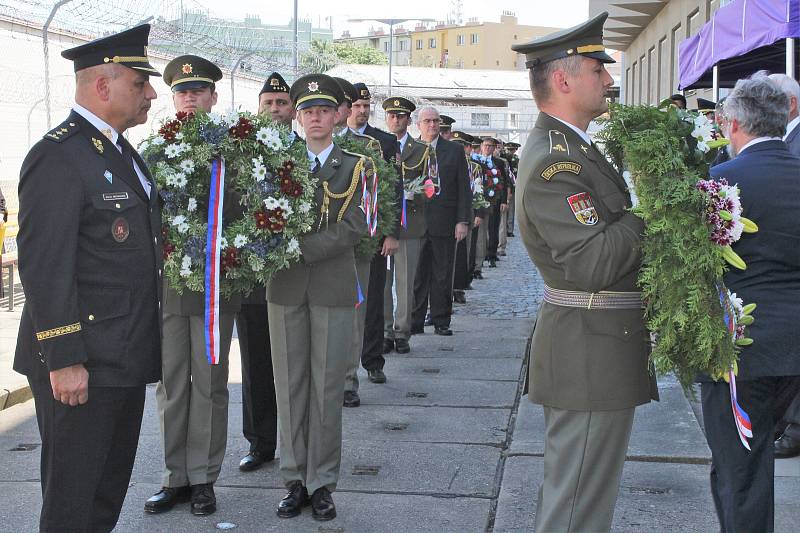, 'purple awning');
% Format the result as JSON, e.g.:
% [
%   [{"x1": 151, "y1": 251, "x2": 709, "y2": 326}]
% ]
[{"x1": 679, "y1": 0, "x2": 800, "y2": 90}]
